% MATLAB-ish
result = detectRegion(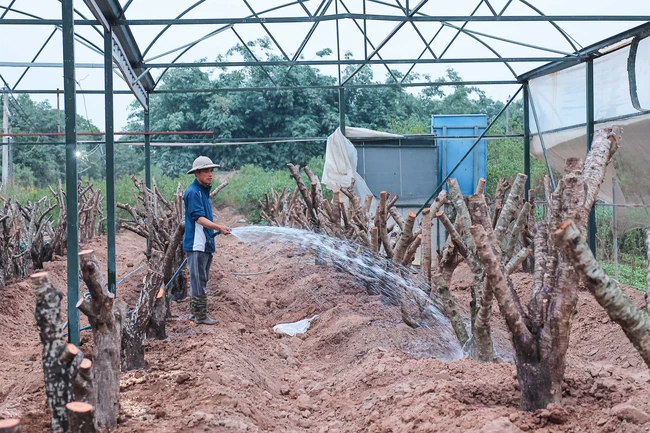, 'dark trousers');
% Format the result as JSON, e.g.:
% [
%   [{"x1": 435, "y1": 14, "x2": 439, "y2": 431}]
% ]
[{"x1": 186, "y1": 251, "x2": 213, "y2": 297}]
